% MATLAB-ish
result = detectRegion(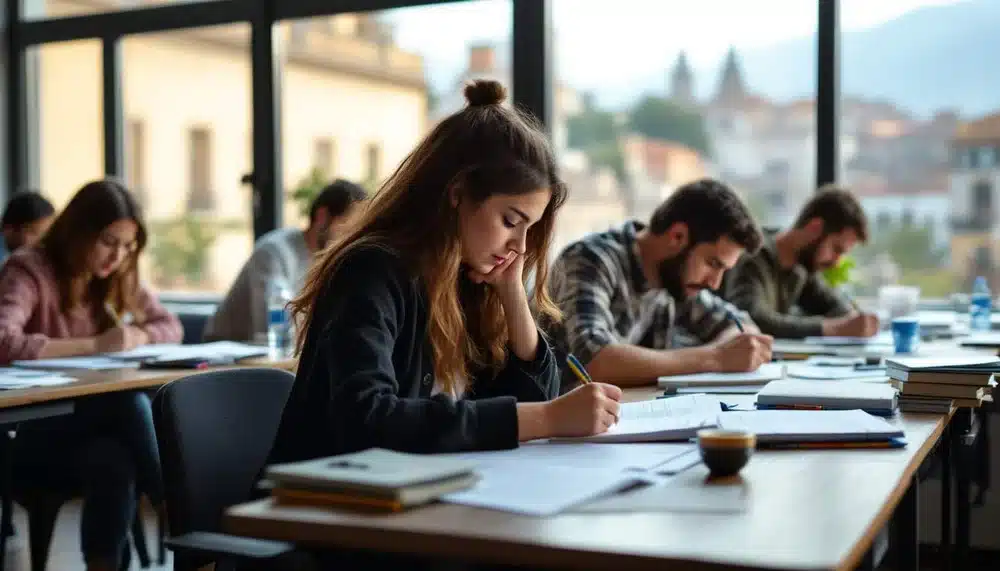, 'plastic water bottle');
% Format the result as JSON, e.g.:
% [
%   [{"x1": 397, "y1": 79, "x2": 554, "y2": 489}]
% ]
[
  {"x1": 969, "y1": 276, "x2": 993, "y2": 332},
  {"x1": 267, "y1": 279, "x2": 293, "y2": 358}
]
